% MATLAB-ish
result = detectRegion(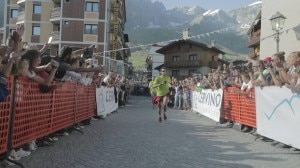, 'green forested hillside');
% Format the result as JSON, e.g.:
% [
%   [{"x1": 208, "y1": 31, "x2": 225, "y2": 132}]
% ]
[{"x1": 129, "y1": 49, "x2": 149, "y2": 70}]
